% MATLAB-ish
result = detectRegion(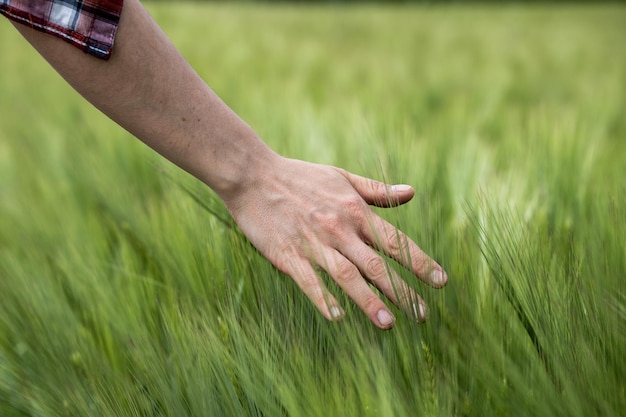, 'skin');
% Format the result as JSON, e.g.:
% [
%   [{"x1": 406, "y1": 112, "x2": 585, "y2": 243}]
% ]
[{"x1": 11, "y1": 0, "x2": 447, "y2": 330}]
